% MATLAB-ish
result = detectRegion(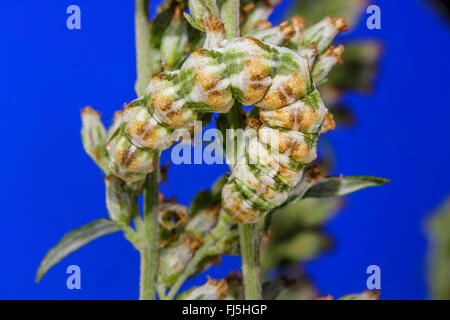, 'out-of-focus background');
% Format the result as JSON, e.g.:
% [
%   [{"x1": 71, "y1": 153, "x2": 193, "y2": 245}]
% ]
[{"x1": 1, "y1": 0, "x2": 449, "y2": 299}]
